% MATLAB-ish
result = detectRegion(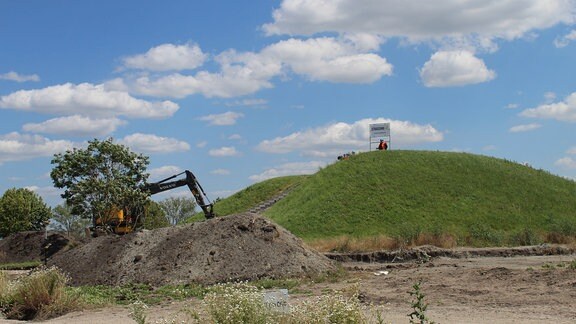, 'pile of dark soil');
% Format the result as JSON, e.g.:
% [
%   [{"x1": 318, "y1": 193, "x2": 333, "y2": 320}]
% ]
[
  {"x1": 0, "y1": 231, "x2": 72, "y2": 264},
  {"x1": 48, "y1": 213, "x2": 336, "y2": 287}
]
